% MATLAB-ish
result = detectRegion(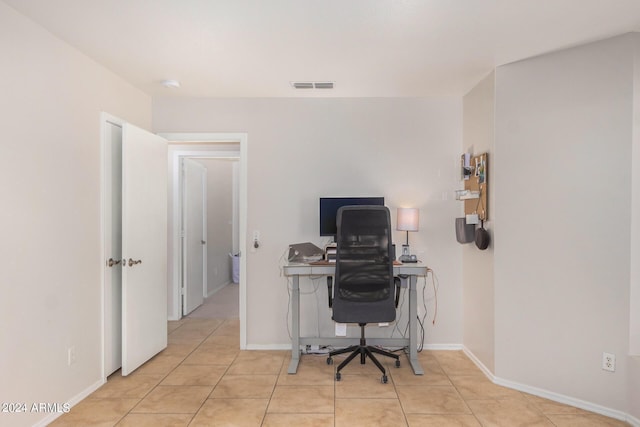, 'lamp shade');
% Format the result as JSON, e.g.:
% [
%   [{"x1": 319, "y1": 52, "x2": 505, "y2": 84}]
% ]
[{"x1": 397, "y1": 208, "x2": 419, "y2": 231}]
